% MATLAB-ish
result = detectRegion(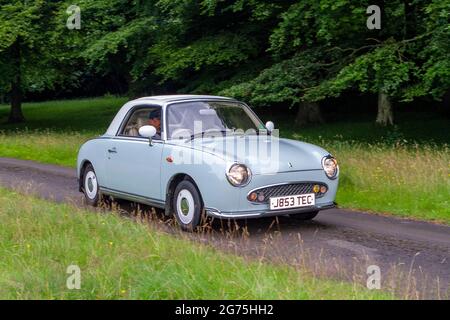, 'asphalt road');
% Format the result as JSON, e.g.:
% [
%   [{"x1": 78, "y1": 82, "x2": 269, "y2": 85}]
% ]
[{"x1": 0, "y1": 157, "x2": 448, "y2": 299}]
